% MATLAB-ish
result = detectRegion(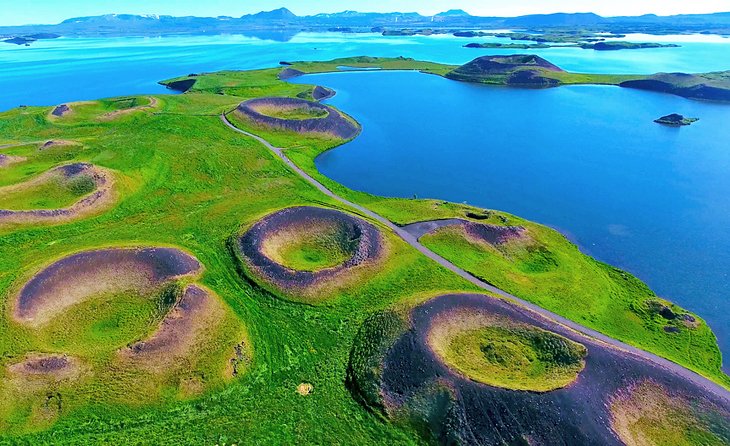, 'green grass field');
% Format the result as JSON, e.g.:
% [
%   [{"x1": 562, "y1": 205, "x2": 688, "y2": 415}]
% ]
[{"x1": 0, "y1": 56, "x2": 727, "y2": 443}]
